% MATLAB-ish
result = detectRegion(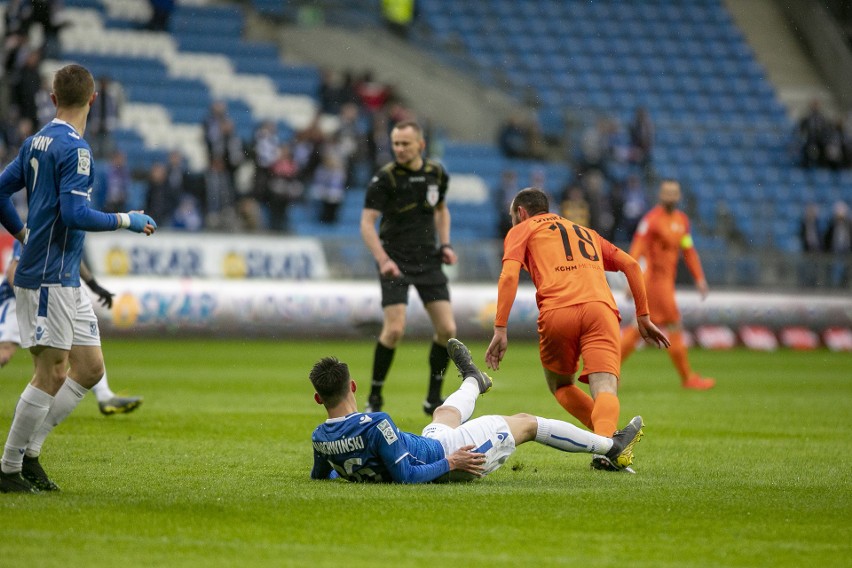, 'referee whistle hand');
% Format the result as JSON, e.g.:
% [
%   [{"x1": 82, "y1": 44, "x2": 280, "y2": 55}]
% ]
[
  {"x1": 441, "y1": 248, "x2": 457, "y2": 265},
  {"x1": 380, "y1": 258, "x2": 401, "y2": 278}
]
